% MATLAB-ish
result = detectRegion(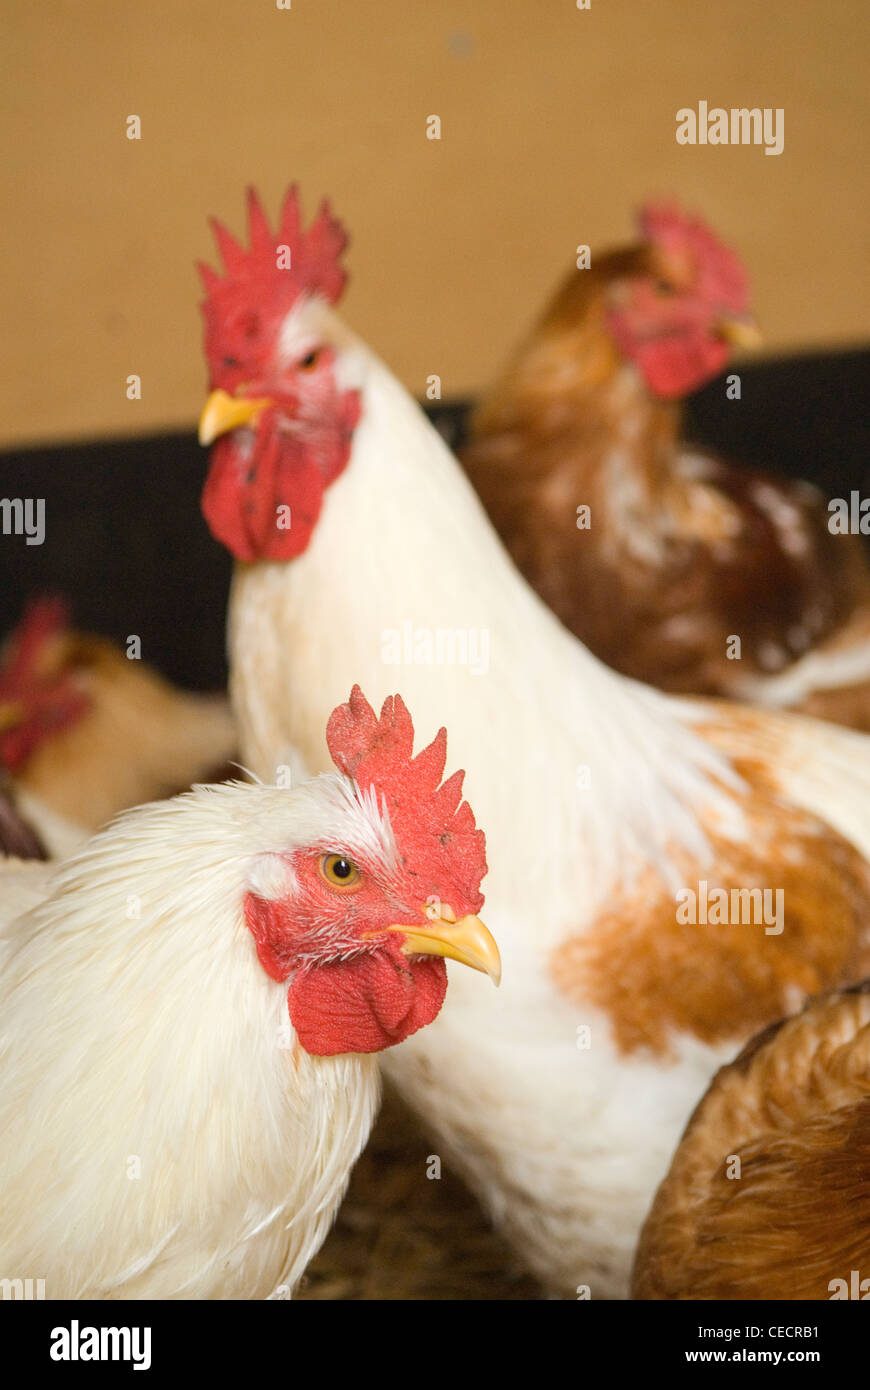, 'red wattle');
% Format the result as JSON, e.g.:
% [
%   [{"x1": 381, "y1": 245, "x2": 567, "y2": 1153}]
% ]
[
  {"x1": 244, "y1": 892, "x2": 450, "y2": 1056},
  {"x1": 202, "y1": 427, "x2": 323, "y2": 563},
  {"x1": 201, "y1": 391, "x2": 360, "y2": 563},
  {"x1": 288, "y1": 946, "x2": 448, "y2": 1057},
  {"x1": 631, "y1": 335, "x2": 731, "y2": 401}
]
